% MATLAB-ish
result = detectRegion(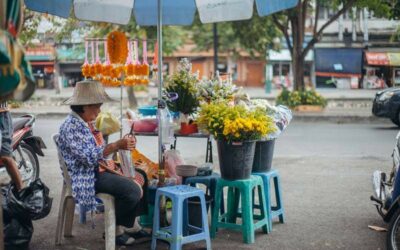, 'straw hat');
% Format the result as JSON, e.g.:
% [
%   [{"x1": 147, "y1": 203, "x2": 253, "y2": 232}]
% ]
[{"x1": 63, "y1": 80, "x2": 116, "y2": 105}]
